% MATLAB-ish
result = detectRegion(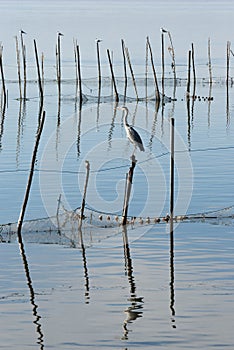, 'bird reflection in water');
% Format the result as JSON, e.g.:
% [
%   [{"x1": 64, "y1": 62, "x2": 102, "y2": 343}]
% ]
[{"x1": 121, "y1": 225, "x2": 144, "y2": 340}]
